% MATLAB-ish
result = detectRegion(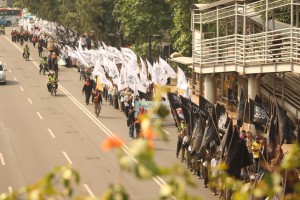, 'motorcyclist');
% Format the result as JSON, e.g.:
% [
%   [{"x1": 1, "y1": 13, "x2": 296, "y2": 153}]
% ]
[
  {"x1": 47, "y1": 71, "x2": 58, "y2": 92},
  {"x1": 23, "y1": 44, "x2": 30, "y2": 58},
  {"x1": 39, "y1": 56, "x2": 48, "y2": 74}
]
